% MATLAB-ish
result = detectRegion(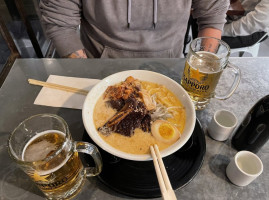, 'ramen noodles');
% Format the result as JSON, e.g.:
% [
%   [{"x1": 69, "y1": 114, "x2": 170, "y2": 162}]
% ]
[{"x1": 93, "y1": 76, "x2": 186, "y2": 154}]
